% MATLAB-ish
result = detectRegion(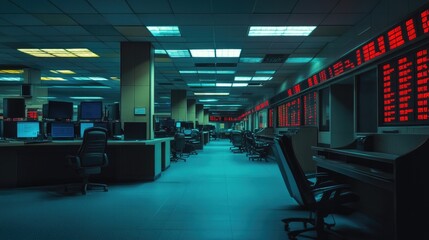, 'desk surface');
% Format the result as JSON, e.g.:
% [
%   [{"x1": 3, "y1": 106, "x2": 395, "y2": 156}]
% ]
[{"x1": 312, "y1": 146, "x2": 398, "y2": 163}]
